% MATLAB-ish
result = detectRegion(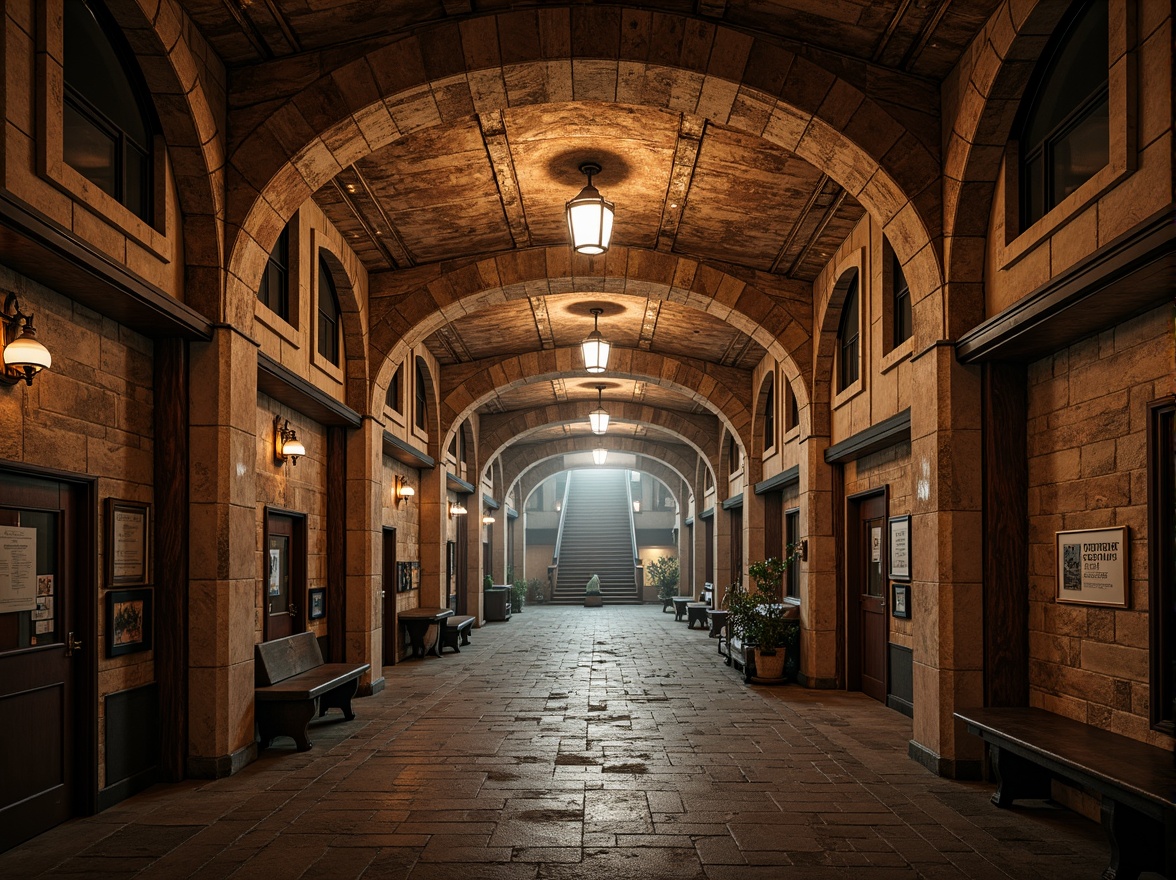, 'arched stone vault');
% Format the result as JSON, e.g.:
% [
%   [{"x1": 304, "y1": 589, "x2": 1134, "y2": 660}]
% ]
[
  {"x1": 512, "y1": 457, "x2": 688, "y2": 516},
  {"x1": 221, "y1": 9, "x2": 946, "y2": 356}
]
